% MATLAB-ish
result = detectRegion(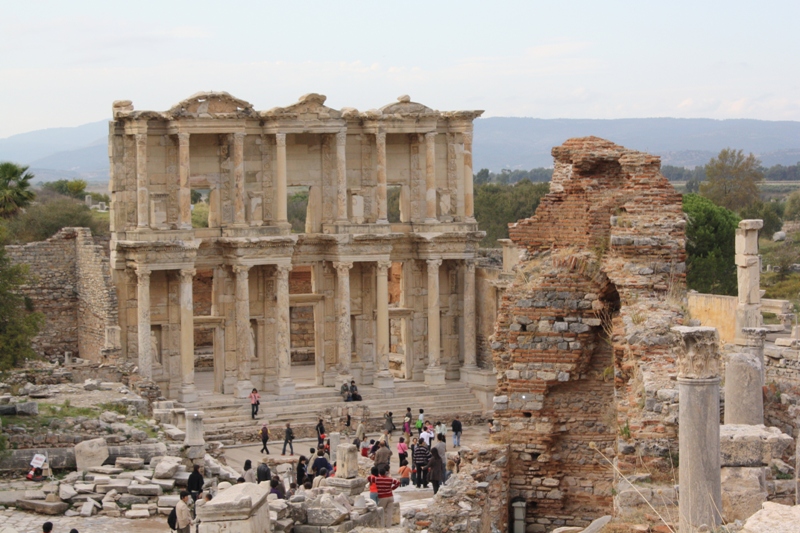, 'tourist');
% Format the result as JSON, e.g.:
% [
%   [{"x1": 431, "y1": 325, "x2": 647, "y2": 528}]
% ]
[
  {"x1": 451, "y1": 415, "x2": 463, "y2": 448},
  {"x1": 398, "y1": 459, "x2": 412, "y2": 487},
  {"x1": 374, "y1": 440, "x2": 392, "y2": 472},
  {"x1": 236, "y1": 477, "x2": 245, "y2": 483},
  {"x1": 413, "y1": 440, "x2": 431, "y2": 488},
  {"x1": 340, "y1": 381, "x2": 352, "y2": 401},
  {"x1": 42, "y1": 523, "x2": 53, "y2": 533},
  {"x1": 416, "y1": 409, "x2": 425, "y2": 435},
  {"x1": 296, "y1": 455, "x2": 308, "y2": 486},
  {"x1": 269, "y1": 478, "x2": 282, "y2": 498},
  {"x1": 384, "y1": 411, "x2": 395, "y2": 437},
  {"x1": 434, "y1": 420, "x2": 447, "y2": 444},
  {"x1": 397, "y1": 436, "x2": 408, "y2": 466},
  {"x1": 419, "y1": 424, "x2": 434, "y2": 446},
  {"x1": 311, "y1": 449, "x2": 332, "y2": 477},
  {"x1": 375, "y1": 465, "x2": 401, "y2": 527},
  {"x1": 434, "y1": 434, "x2": 447, "y2": 480},
  {"x1": 70, "y1": 529, "x2": 79, "y2": 533},
  {"x1": 360, "y1": 438, "x2": 371, "y2": 457},
  {"x1": 257, "y1": 458, "x2": 271, "y2": 483},
  {"x1": 249, "y1": 388, "x2": 261, "y2": 419},
  {"x1": 176, "y1": 490, "x2": 194, "y2": 533},
  {"x1": 445, "y1": 459, "x2": 456, "y2": 482},
  {"x1": 259, "y1": 421, "x2": 270, "y2": 454},
  {"x1": 367, "y1": 466, "x2": 380, "y2": 503},
  {"x1": 282, "y1": 422, "x2": 294, "y2": 455},
  {"x1": 349, "y1": 380, "x2": 362, "y2": 401},
  {"x1": 187, "y1": 464, "x2": 204, "y2": 501},
  {"x1": 315, "y1": 418, "x2": 326, "y2": 447},
  {"x1": 368, "y1": 439, "x2": 380, "y2": 458},
  {"x1": 343, "y1": 411, "x2": 351, "y2": 436},
  {"x1": 403, "y1": 412, "x2": 411, "y2": 438},
  {"x1": 287, "y1": 482, "x2": 297, "y2": 498},
  {"x1": 355, "y1": 419, "x2": 366, "y2": 442},
  {"x1": 324, "y1": 438, "x2": 331, "y2": 459},
  {"x1": 242, "y1": 459, "x2": 256, "y2": 483},
  {"x1": 312, "y1": 468, "x2": 328, "y2": 488},
  {"x1": 426, "y1": 448, "x2": 444, "y2": 495},
  {"x1": 271, "y1": 474, "x2": 286, "y2": 499}
]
